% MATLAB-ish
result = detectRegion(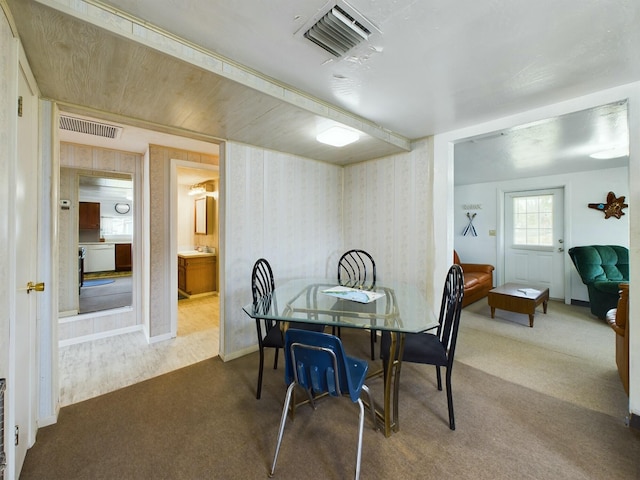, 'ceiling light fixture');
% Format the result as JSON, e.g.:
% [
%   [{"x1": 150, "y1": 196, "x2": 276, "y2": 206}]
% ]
[
  {"x1": 316, "y1": 126, "x2": 360, "y2": 147},
  {"x1": 188, "y1": 184, "x2": 206, "y2": 196},
  {"x1": 589, "y1": 147, "x2": 629, "y2": 159}
]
